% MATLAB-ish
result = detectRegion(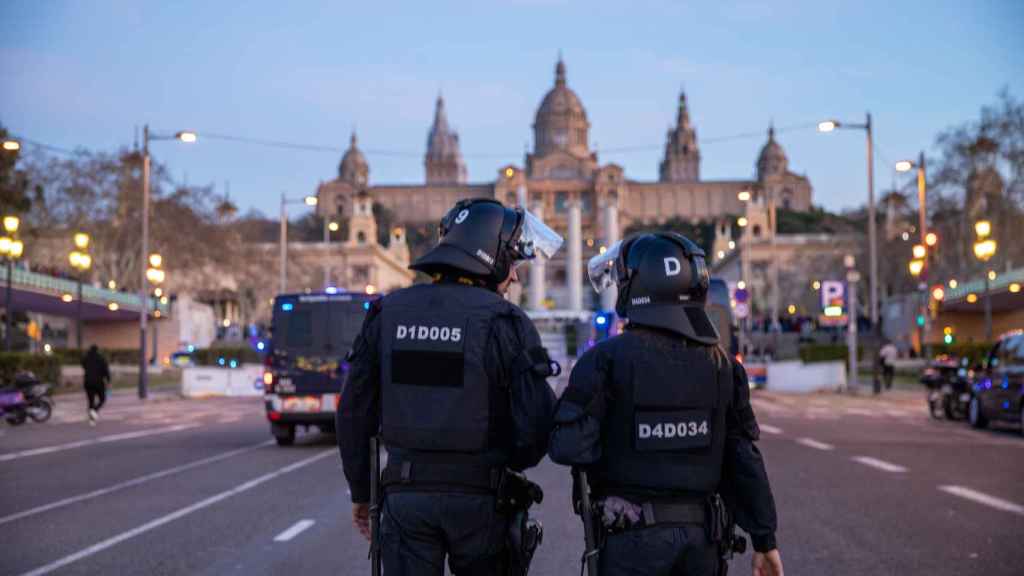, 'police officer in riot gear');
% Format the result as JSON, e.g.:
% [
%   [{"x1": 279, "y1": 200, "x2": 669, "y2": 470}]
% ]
[
  {"x1": 338, "y1": 198, "x2": 561, "y2": 575},
  {"x1": 549, "y1": 232, "x2": 784, "y2": 576}
]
